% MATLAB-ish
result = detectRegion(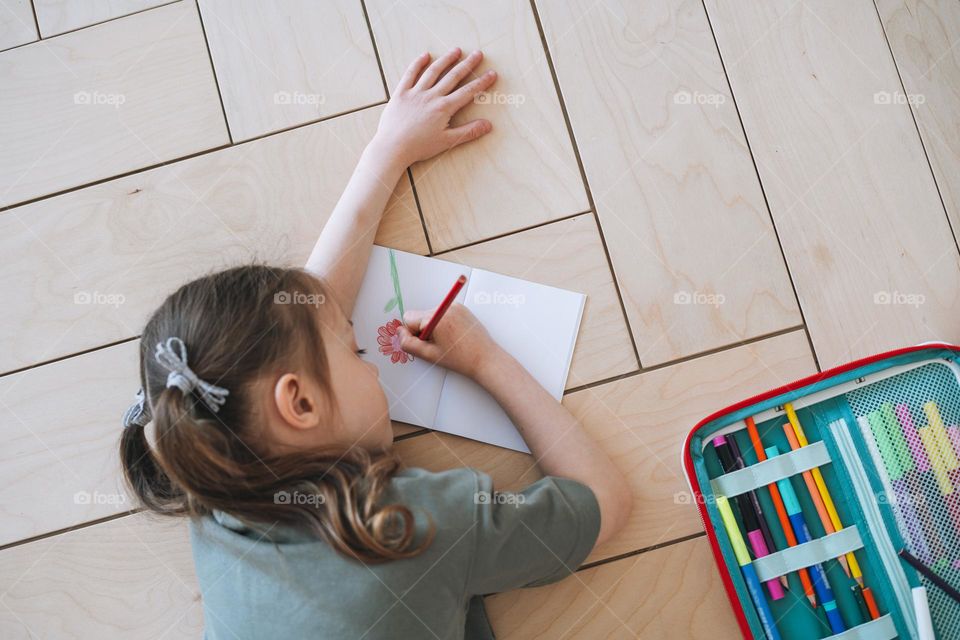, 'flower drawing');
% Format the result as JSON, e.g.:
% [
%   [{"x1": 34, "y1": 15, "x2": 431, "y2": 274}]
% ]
[{"x1": 377, "y1": 318, "x2": 413, "y2": 364}]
